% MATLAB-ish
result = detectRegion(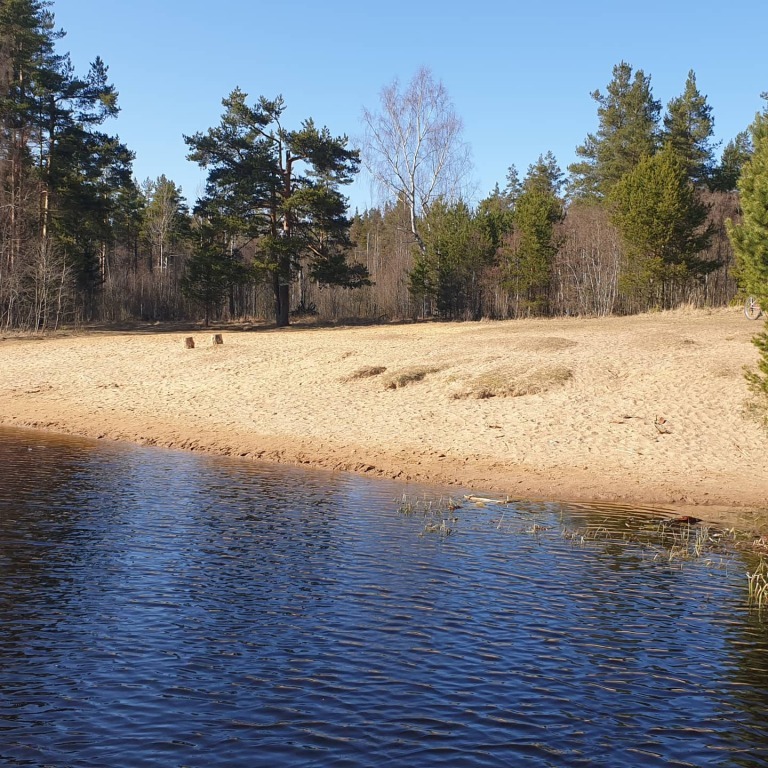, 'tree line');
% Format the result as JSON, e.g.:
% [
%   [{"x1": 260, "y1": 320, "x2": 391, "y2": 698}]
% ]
[{"x1": 1, "y1": 2, "x2": 766, "y2": 333}]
